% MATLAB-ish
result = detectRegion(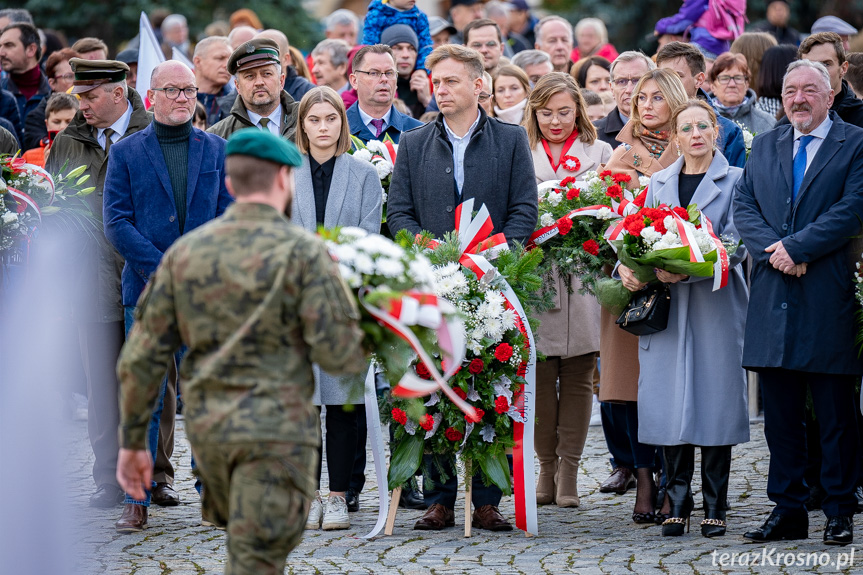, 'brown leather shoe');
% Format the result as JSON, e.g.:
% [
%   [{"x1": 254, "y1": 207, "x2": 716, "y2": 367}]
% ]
[
  {"x1": 413, "y1": 503, "x2": 455, "y2": 530},
  {"x1": 599, "y1": 467, "x2": 636, "y2": 494},
  {"x1": 472, "y1": 505, "x2": 513, "y2": 531},
  {"x1": 115, "y1": 504, "x2": 148, "y2": 533},
  {"x1": 152, "y1": 483, "x2": 180, "y2": 507}
]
